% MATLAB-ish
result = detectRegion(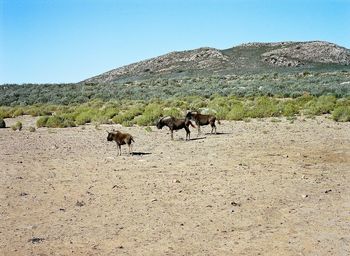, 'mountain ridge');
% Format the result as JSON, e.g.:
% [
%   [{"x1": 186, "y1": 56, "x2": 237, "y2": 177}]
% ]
[{"x1": 83, "y1": 41, "x2": 350, "y2": 84}]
